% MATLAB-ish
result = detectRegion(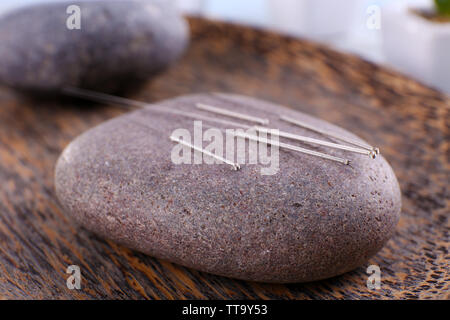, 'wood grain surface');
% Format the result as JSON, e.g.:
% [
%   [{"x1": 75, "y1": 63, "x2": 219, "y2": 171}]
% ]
[{"x1": 0, "y1": 18, "x2": 448, "y2": 300}]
